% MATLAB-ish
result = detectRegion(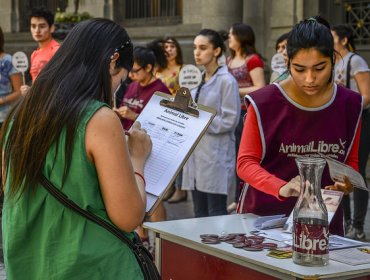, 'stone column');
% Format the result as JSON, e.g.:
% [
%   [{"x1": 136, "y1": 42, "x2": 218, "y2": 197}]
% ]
[
  {"x1": 11, "y1": 0, "x2": 18, "y2": 32},
  {"x1": 242, "y1": 0, "x2": 313, "y2": 70},
  {"x1": 242, "y1": 0, "x2": 267, "y2": 58},
  {"x1": 0, "y1": 0, "x2": 13, "y2": 32},
  {"x1": 183, "y1": 0, "x2": 243, "y2": 31}
]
